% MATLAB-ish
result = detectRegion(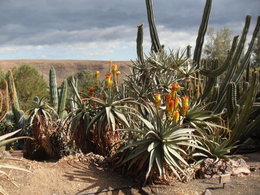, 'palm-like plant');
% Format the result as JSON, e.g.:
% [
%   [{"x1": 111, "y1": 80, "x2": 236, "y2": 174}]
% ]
[{"x1": 116, "y1": 110, "x2": 208, "y2": 184}]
